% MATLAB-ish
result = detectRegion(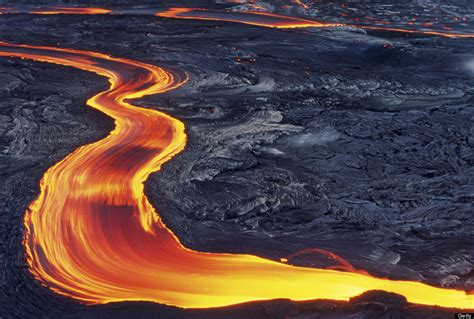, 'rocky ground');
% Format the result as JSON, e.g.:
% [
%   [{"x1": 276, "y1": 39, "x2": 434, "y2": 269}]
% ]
[{"x1": 0, "y1": 3, "x2": 473, "y2": 319}]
